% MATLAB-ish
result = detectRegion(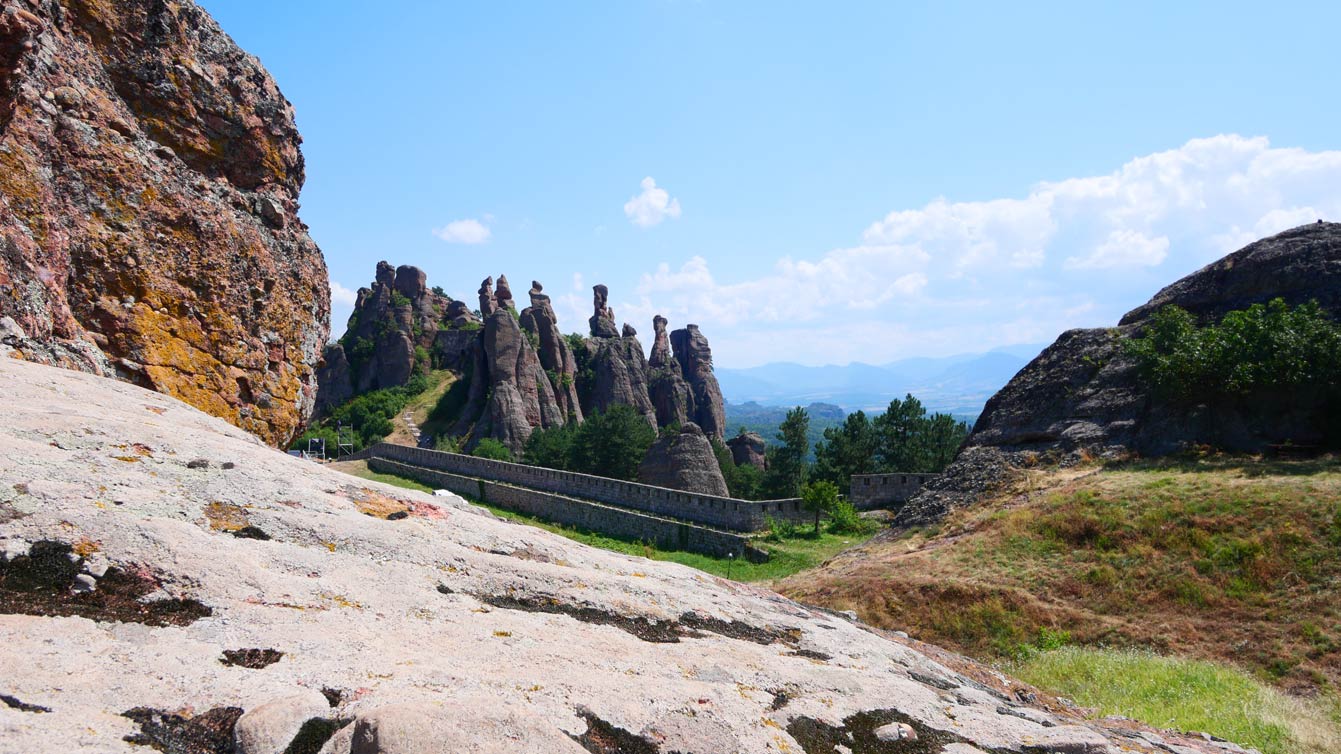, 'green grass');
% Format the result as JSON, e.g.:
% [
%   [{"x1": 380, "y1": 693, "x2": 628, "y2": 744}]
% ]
[
  {"x1": 339, "y1": 463, "x2": 869, "y2": 582},
  {"x1": 1008, "y1": 647, "x2": 1340, "y2": 754}
]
